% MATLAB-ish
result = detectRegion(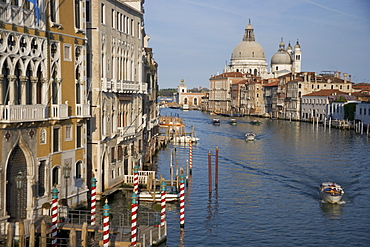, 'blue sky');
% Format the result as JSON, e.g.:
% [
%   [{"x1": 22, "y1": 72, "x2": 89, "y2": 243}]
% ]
[{"x1": 144, "y1": 0, "x2": 370, "y2": 89}]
